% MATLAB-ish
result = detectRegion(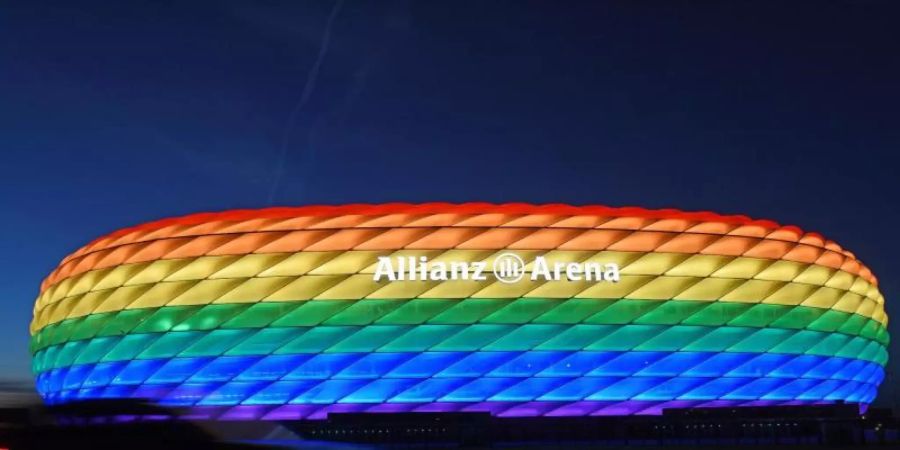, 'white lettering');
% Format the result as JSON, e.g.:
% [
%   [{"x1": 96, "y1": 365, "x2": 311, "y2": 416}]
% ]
[
  {"x1": 605, "y1": 263, "x2": 621, "y2": 282},
  {"x1": 531, "y1": 256, "x2": 551, "y2": 281},
  {"x1": 471, "y1": 261, "x2": 488, "y2": 280},
  {"x1": 374, "y1": 256, "x2": 397, "y2": 282},
  {"x1": 584, "y1": 262, "x2": 603, "y2": 281},
  {"x1": 429, "y1": 262, "x2": 449, "y2": 281},
  {"x1": 371, "y1": 255, "x2": 620, "y2": 284},
  {"x1": 566, "y1": 262, "x2": 582, "y2": 281}
]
